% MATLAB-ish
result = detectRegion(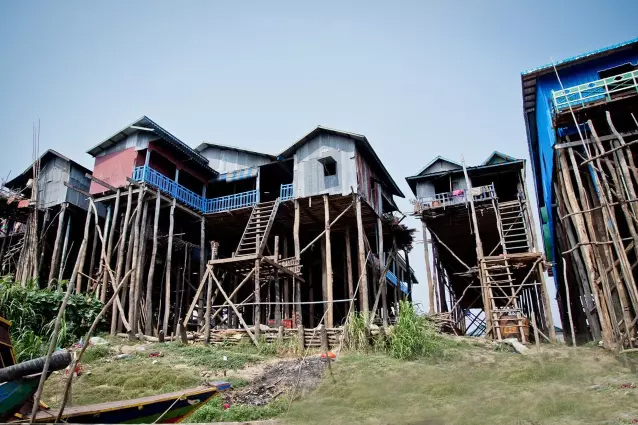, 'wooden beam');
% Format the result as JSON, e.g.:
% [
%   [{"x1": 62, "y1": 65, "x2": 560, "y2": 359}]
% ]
[
  {"x1": 324, "y1": 195, "x2": 334, "y2": 328},
  {"x1": 299, "y1": 201, "x2": 353, "y2": 255},
  {"x1": 293, "y1": 199, "x2": 301, "y2": 326},
  {"x1": 345, "y1": 226, "x2": 354, "y2": 303},
  {"x1": 422, "y1": 223, "x2": 435, "y2": 314},
  {"x1": 47, "y1": 203, "x2": 67, "y2": 288},
  {"x1": 85, "y1": 172, "x2": 117, "y2": 192},
  {"x1": 145, "y1": 190, "x2": 160, "y2": 336}
]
